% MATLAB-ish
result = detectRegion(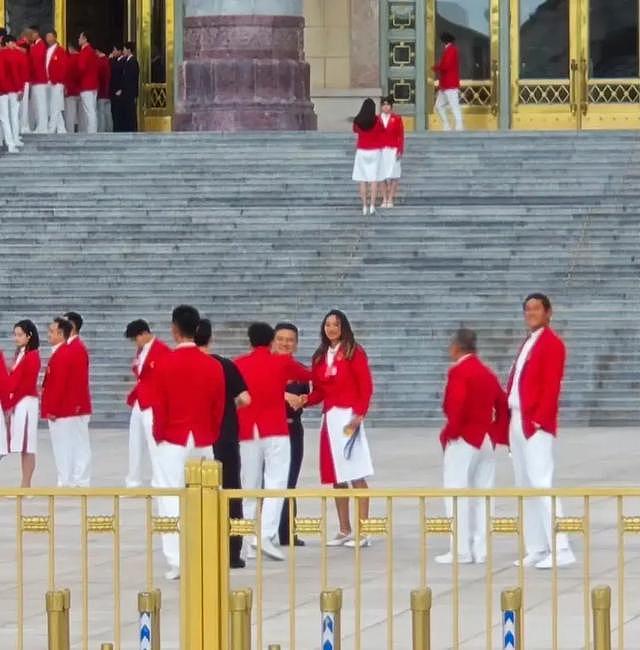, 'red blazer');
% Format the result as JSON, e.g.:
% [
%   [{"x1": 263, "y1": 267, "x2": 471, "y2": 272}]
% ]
[
  {"x1": 65, "y1": 52, "x2": 80, "y2": 97},
  {"x1": 307, "y1": 344, "x2": 374, "y2": 417},
  {"x1": 47, "y1": 44, "x2": 67, "y2": 85},
  {"x1": 433, "y1": 44, "x2": 460, "y2": 90},
  {"x1": 63, "y1": 337, "x2": 92, "y2": 416},
  {"x1": 97, "y1": 56, "x2": 111, "y2": 99},
  {"x1": 8, "y1": 47, "x2": 29, "y2": 92},
  {"x1": 353, "y1": 118, "x2": 384, "y2": 150},
  {"x1": 41, "y1": 344, "x2": 73, "y2": 419},
  {"x1": 153, "y1": 345, "x2": 226, "y2": 447},
  {"x1": 29, "y1": 38, "x2": 47, "y2": 85},
  {"x1": 1, "y1": 350, "x2": 41, "y2": 409},
  {"x1": 78, "y1": 44, "x2": 99, "y2": 92},
  {"x1": 0, "y1": 49, "x2": 11, "y2": 95},
  {"x1": 380, "y1": 113, "x2": 405, "y2": 155},
  {"x1": 506, "y1": 328, "x2": 566, "y2": 438},
  {"x1": 439, "y1": 354, "x2": 508, "y2": 450},
  {"x1": 126, "y1": 338, "x2": 171, "y2": 410},
  {"x1": 234, "y1": 347, "x2": 311, "y2": 441}
]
